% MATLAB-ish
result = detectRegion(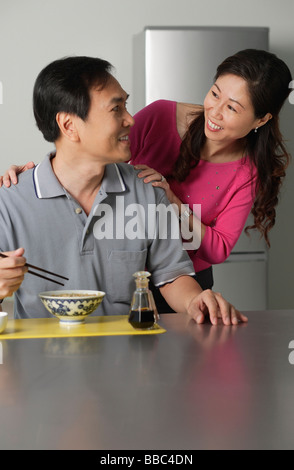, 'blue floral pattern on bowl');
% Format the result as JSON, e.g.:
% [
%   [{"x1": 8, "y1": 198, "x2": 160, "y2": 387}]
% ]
[{"x1": 39, "y1": 290, "x2": 105, "y2": 323}]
